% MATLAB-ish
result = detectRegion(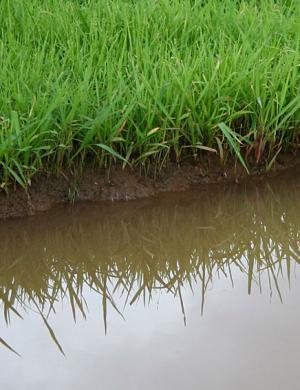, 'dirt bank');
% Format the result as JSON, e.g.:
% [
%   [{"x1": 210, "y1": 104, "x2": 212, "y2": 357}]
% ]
[{"x1": 1, "y1": 152, "x2": 300, "y2": 219}]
